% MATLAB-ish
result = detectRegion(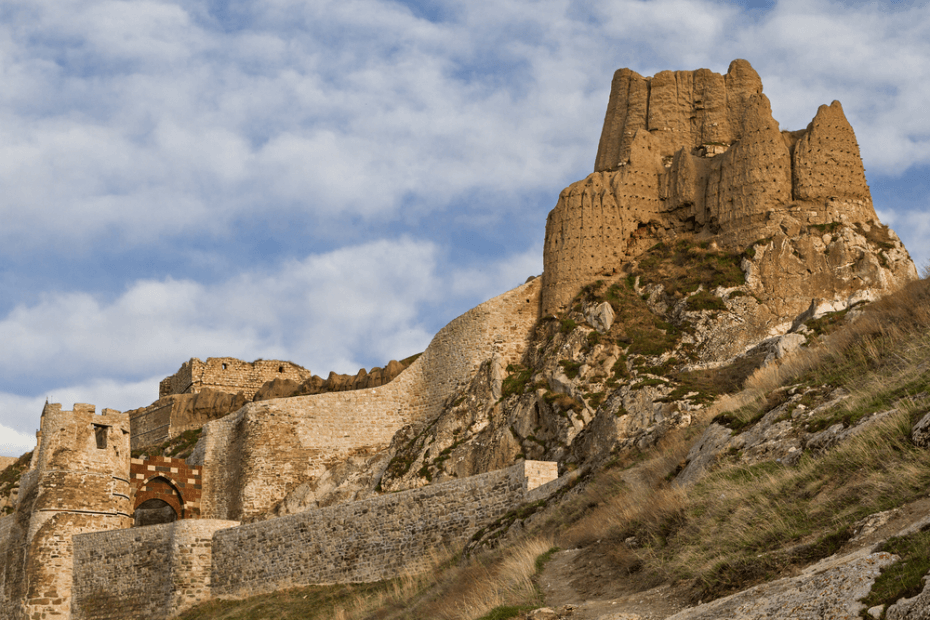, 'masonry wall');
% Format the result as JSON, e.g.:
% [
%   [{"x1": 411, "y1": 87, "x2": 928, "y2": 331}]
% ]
[
  {"x1": 71, "y1": 519, "x2": 238, "y2": 620},
  {"x1": 191, "y1": 278, "x2": 542, "y2": 521},
  {"x1": 128, "y1": 401, "x2": 173, "y2": 449},
  {"x1": 159, "y1": 358, "x2": 312, "y2": 400},
  {"x1": 129, "y1": 456, "x2": 203, "y2": 518},
  {"x1": 210, "y1": 463, "x2": 535, "y2": 598}
]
